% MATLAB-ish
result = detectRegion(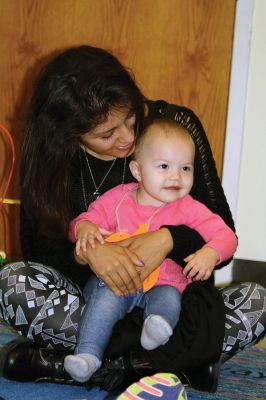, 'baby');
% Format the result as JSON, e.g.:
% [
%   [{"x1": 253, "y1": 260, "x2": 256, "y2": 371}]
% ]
[{"x1": 64, "y1": 119, "x2": 237, "y2": 382}]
